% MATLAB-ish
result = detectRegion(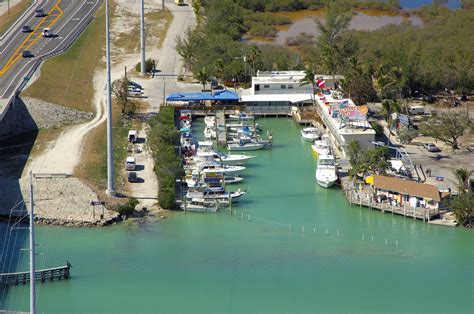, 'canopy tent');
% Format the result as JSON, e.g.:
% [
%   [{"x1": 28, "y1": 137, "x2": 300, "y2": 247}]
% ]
[{"x1": 166, "y1": 90, "x2": 239, "y2": 102}]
